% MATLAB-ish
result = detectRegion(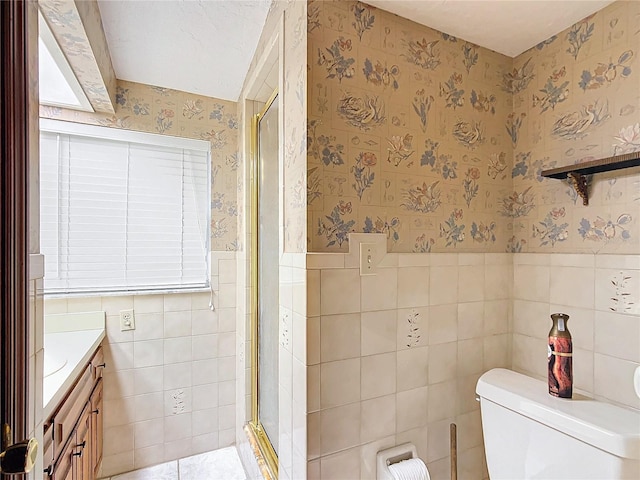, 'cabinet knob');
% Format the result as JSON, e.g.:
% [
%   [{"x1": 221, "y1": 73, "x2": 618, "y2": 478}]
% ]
[
  {"x1": 91, "y1": 409, "x2": 99, "y2": 415},
  {"x1": 72, "y1": 451, "x2": 82, "y2": 458},
  {"x1": 43, "y1": 465, "x2": 52, "y2": 476},
  {"x1": 95, "y1": 363, "x2": 106, "y2": 368},
  {"x1": 76, "y1": 441, "x2": 86, "y2": 449}
]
